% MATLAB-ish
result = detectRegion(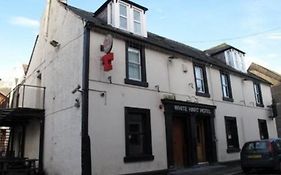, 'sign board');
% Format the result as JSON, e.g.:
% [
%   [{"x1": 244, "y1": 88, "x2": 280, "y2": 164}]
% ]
[
  {"x1": 174, "y1": 105, "x2": 212, "y2": 115},
  {"x1": 103, "y1": 34, "x2": 113, "y2": 53}
]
